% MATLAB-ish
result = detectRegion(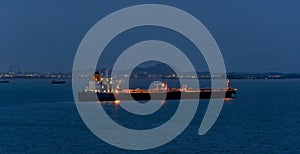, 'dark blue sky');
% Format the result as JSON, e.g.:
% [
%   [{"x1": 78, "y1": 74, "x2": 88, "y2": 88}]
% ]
[{"x1": 1, "y1": 0, "x2": 299, "y2": 73}]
